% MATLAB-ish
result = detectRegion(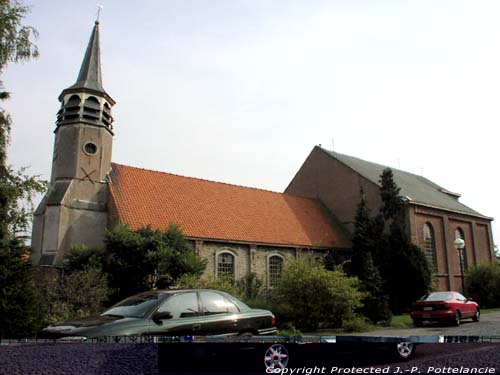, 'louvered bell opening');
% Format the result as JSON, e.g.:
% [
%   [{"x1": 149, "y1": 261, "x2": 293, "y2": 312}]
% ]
[
  {"x1": 83, "y1": 96, "x2": 101, "y2": 111},
  {"x1": 82, "y1": 96, "x2": 101, "y2": 122},
  {"x1": 102, "y1": 112, "x2": 113, "y2": 127},
  {"x1": 56, "y1": 108, "x2": 63, "y2": 125},
  {"x1": 65, "y1": 95, "x2": 81, "y2": 110}
]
